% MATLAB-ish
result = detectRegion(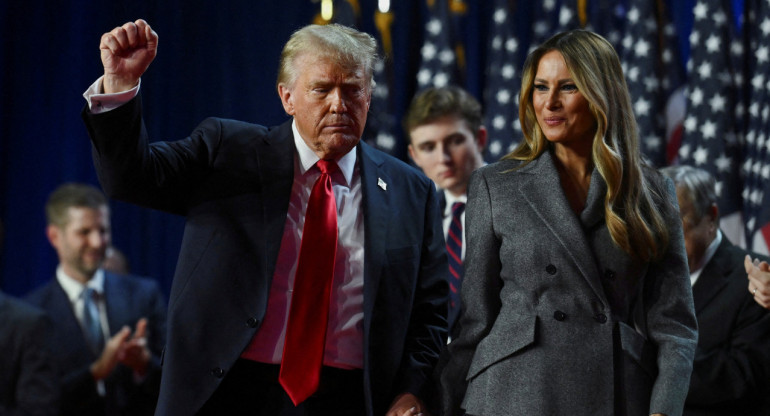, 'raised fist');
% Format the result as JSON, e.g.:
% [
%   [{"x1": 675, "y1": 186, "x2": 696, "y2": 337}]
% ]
[{"x1": 99, "y1": 19, "x2": 158, "y2": 93}]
